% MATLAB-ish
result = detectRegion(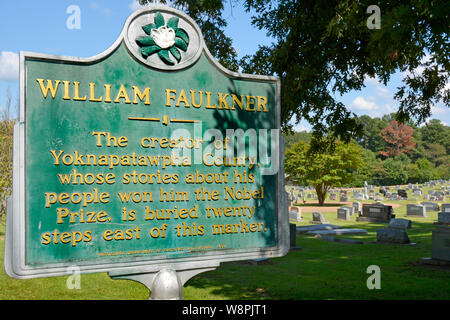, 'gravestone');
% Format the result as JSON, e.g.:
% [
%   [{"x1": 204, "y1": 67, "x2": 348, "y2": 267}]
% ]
[
  {"x1": 377, "y1": 218, "x2": 411, "y2": 244},
  {"x1": 337, "y1": 207, "x2": 351, "y2": 220},
  {"x1": 329, "y1": 193, "x2": 337, "y2": 201},
  {"x1": 397, "y1": 189, "x2": 408, "y2": 199},
  {"x1": 289, "y1": 206, "x2": 303, "y2": 222},
  {"x1": 353, "y1": 191, "x2": 364, "y2": 200},
  {"x1": 389, "y1": 218, "x2": 412, "y2": 230},
  {"x1": 431, "y1": 212, "x2": 450, "y2": 261},
  {"x1": 352, "y1": 202, "x2": 362, "y2": 215},
  {"x1": 310, "y1": 212, "x2": 328, "y2": 224},
  {"x1": 307, "y1": 229, "x2": 368, "y2": 236},
  {"x1": 341, "y1": 206, "x2": 354, "y2": 215},
  {"x1": 413, "y1": 189, "x2": 422, "y2": 196},
  {"x1": 438, "y1": 212, "x2": 450, "y2": 224},
  {"x1": 357, "y1": 203, "x2": 394, "y2": 223},
  {"x1": 339, "y1": 194, "x2": 349, "y2": 202},
  {"x1": 289, "y1": 223, "x2": 301, "y2": 251},
  {"x1": 421, "y1": 202, "x2": 440, "y2": 212},
  {"x1": 442, "y1": 203, "x2": 450, "y2": 213},
  {"x1": 296, "y1": 224, "x2": 342, "y2": 234},
  {"x1": 406, "y1": 204, "x2": 427, "y2": 217}
]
